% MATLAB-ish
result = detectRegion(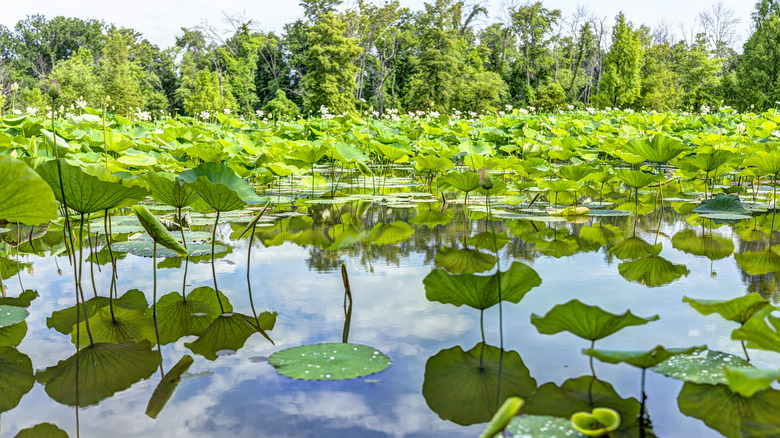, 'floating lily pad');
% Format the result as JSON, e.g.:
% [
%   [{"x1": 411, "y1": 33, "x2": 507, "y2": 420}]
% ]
[
  {"x1": 111, "y1": 241, "x2": 226, "y2": 258},
  {"x1": 422, "y1": 344, "x2": 536, "y2": 425},
  {"x1": 0, "y1": 305, "x2": 28, "y2": 328},
  {"x1": 505, "y1": 415, "x2": 582, "y2": 438},
  {"x1": 652, "y1": 350, "x2": 752, "y2": 384},
  {"x1": 269, "y1": 343, "x2": 390, "y2": 380}
]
